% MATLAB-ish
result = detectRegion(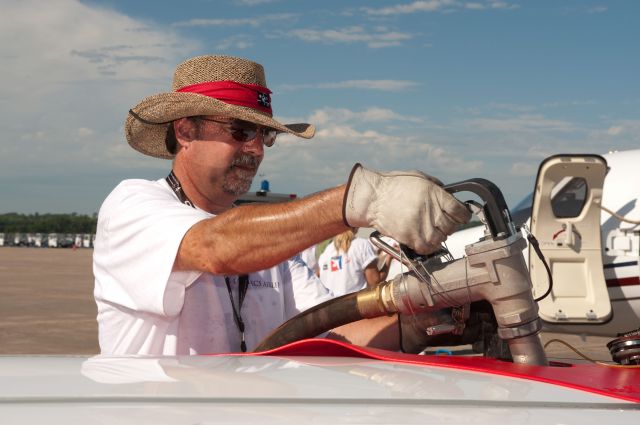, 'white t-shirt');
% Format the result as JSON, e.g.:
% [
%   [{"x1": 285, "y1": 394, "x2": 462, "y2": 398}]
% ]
[
  {"x1": 298, "y1": 244, "x2": 318, "y2": 274},
  {"x1": 93, "y1": 178, "x2": 333, "y2": 355},
  {"x1": 317, "y1": 238, "x2": 378, "y2": 296}
]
